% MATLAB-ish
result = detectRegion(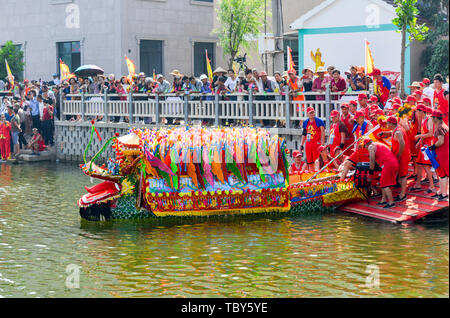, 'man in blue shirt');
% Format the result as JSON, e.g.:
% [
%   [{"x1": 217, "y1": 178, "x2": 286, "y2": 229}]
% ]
[
  {"x1": 28, "y1": 91, "x2": 41, "y2": 132},
  {"x1": 199, "y1": 74, "x2": 213, "y2": 101}
]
